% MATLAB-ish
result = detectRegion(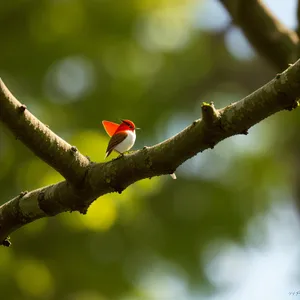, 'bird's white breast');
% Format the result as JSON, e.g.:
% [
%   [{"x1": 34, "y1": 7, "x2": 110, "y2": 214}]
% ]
[{"x1": 115, "y1": 130, "x2": 136, "y2": 153}]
